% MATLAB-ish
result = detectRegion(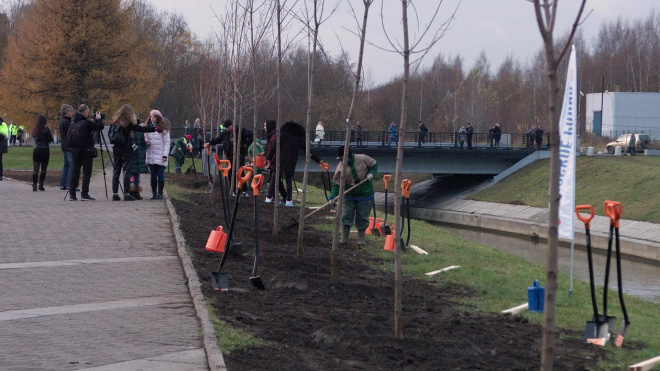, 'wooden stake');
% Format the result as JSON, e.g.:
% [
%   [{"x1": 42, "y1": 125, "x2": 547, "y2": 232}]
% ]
[{"x1": 425, "y1": 266, "x2": 460, "y2": 276}]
